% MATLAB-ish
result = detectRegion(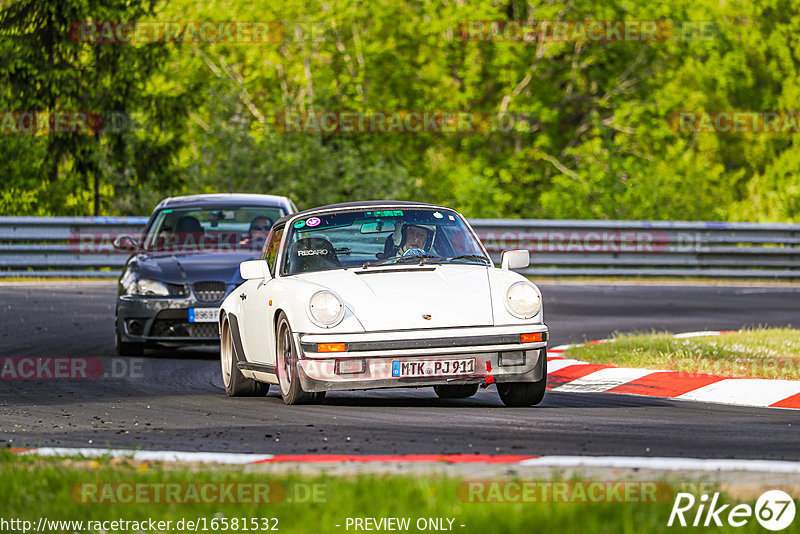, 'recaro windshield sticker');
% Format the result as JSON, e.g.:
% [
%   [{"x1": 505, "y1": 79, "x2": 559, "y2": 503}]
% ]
[{"x1": 306, "y1": 217, "x2": 321, "y2": 227}]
